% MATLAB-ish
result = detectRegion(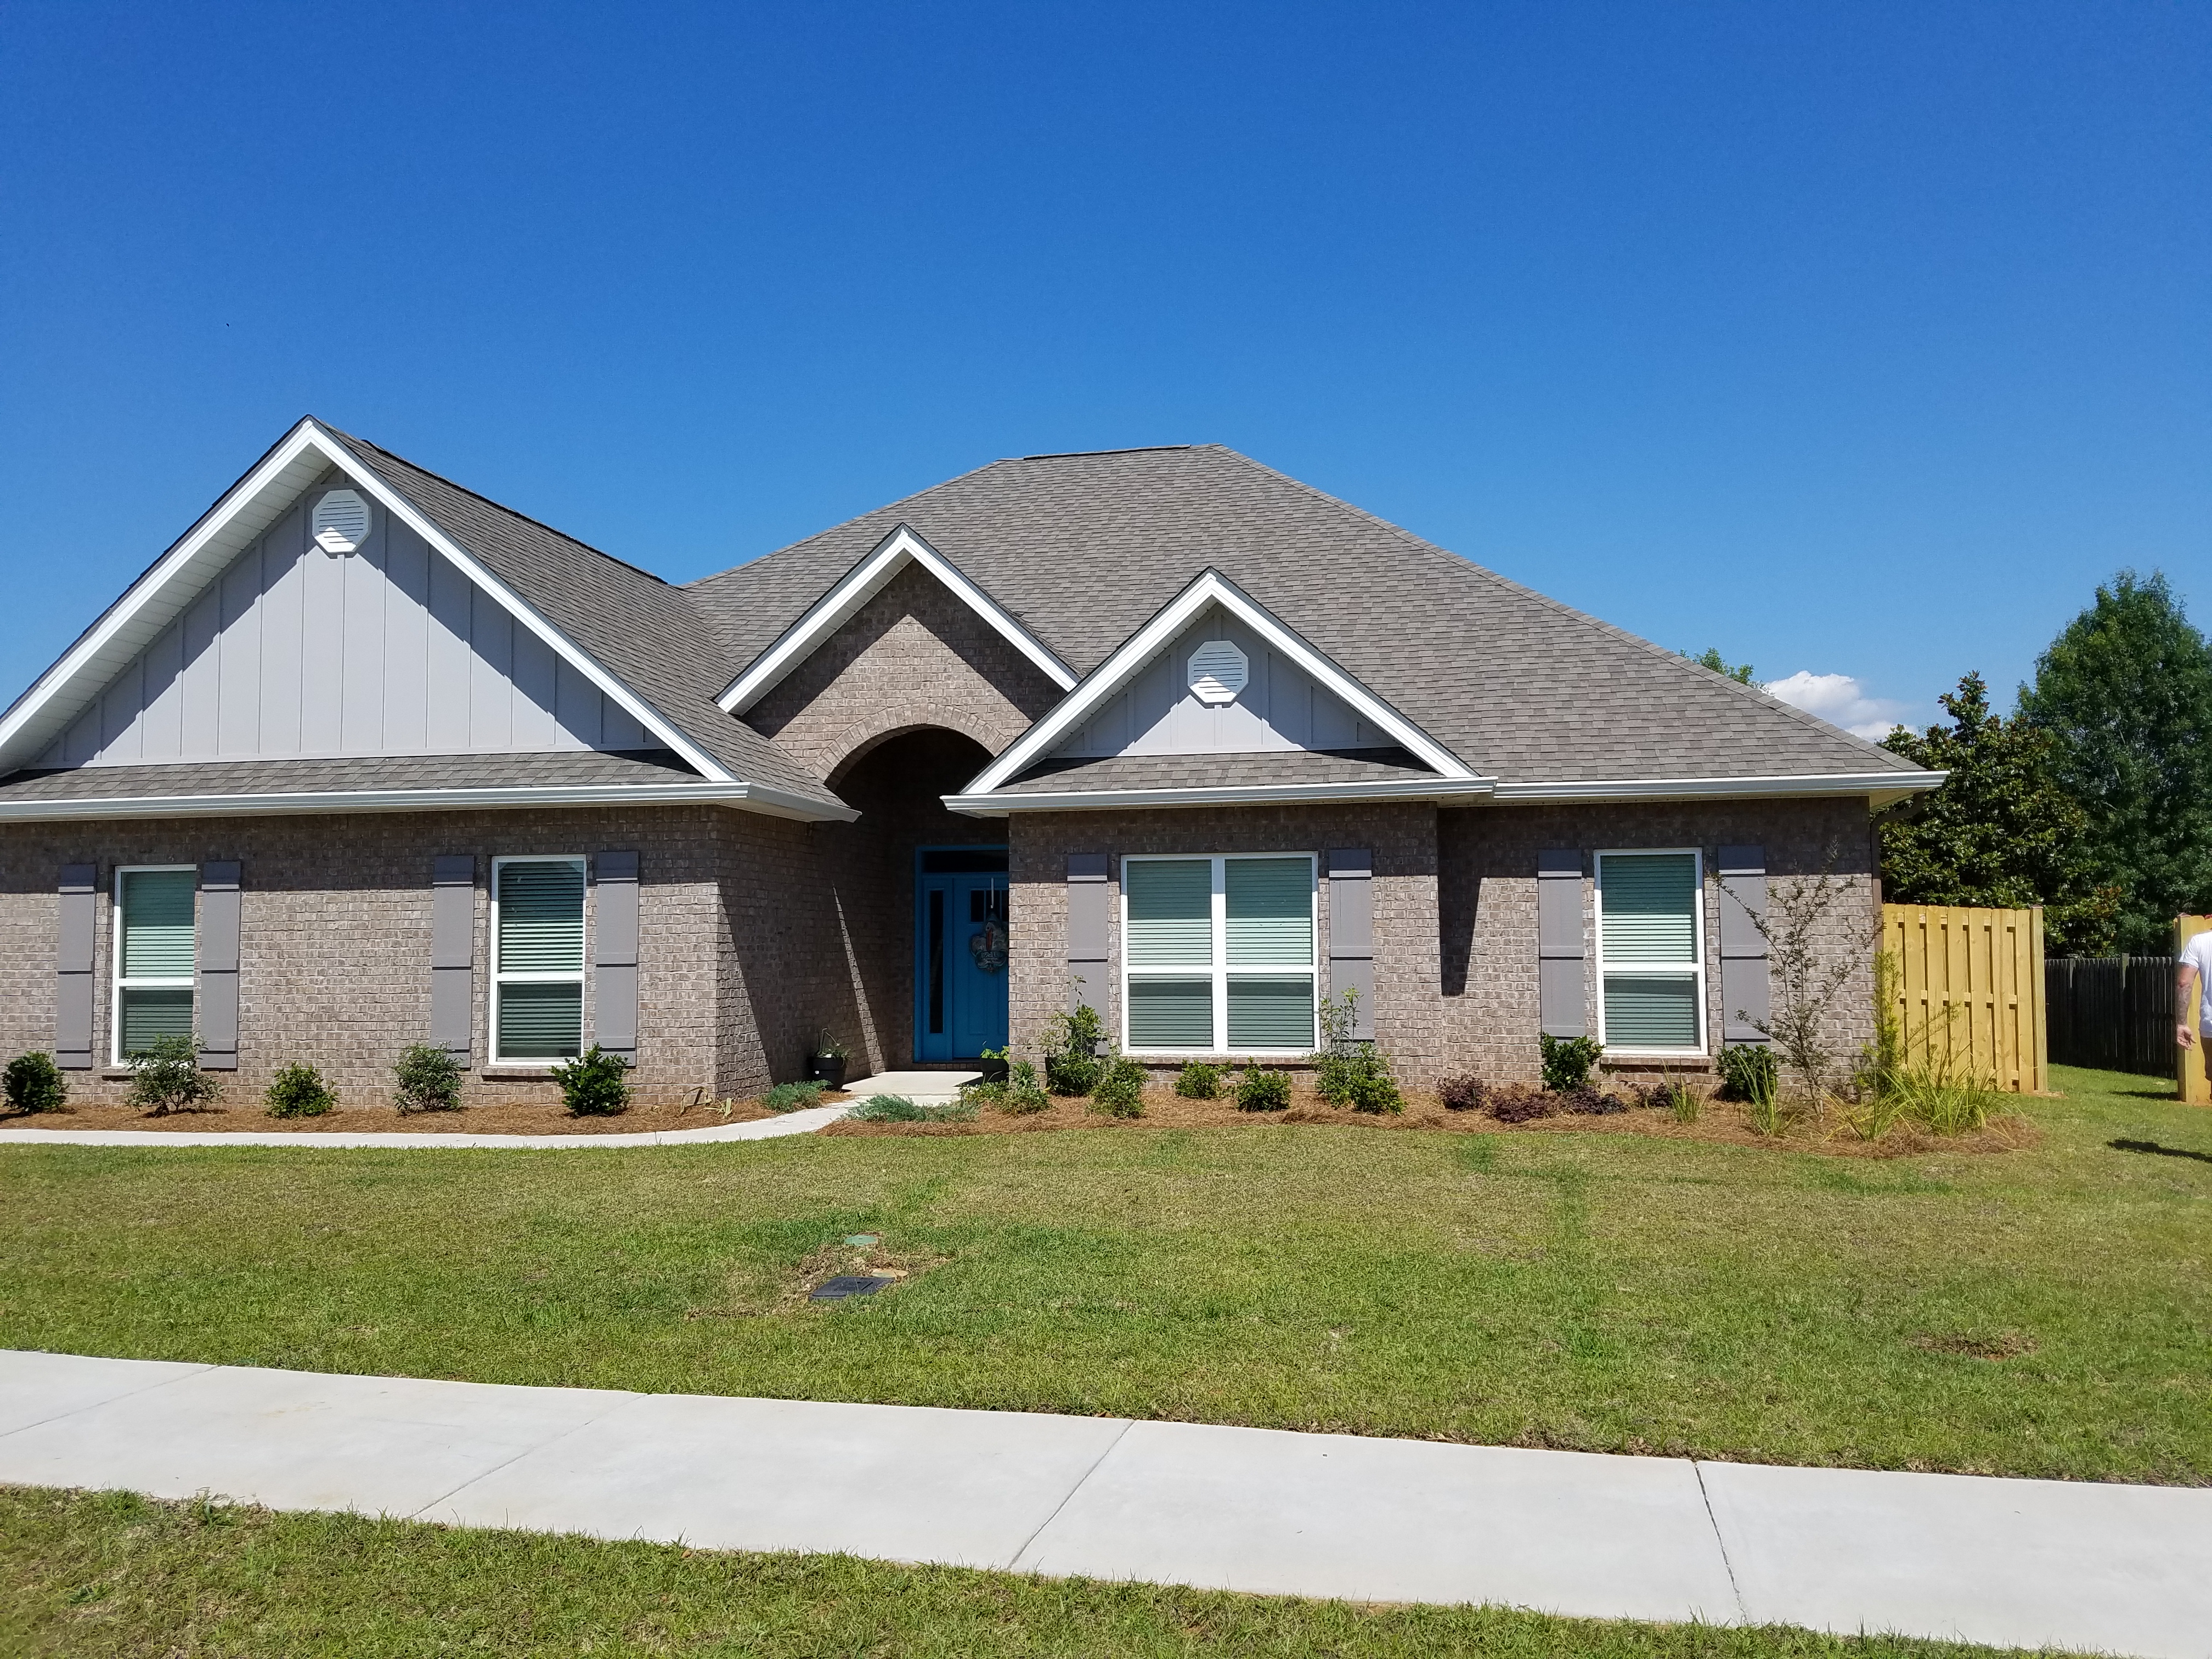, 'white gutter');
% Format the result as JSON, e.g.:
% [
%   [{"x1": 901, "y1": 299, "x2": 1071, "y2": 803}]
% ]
[
  {"x1": 1490, "y1": 772, "x2": 1947, "y2": 806},
  {"x1": 944, "y1": 777, "x2": 1502, "y2": 816},
  {"x1": 0, "y1": 782, "x2": 858, "y2": 825}
]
